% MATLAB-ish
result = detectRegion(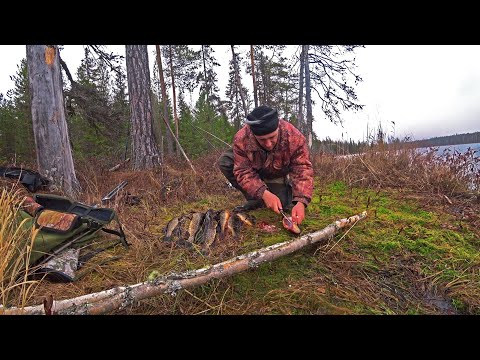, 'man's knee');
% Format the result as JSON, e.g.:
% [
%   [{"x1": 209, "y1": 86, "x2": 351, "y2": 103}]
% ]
[{"x1": 217, "y1": 148, "x2": 234, "y2": 173}]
